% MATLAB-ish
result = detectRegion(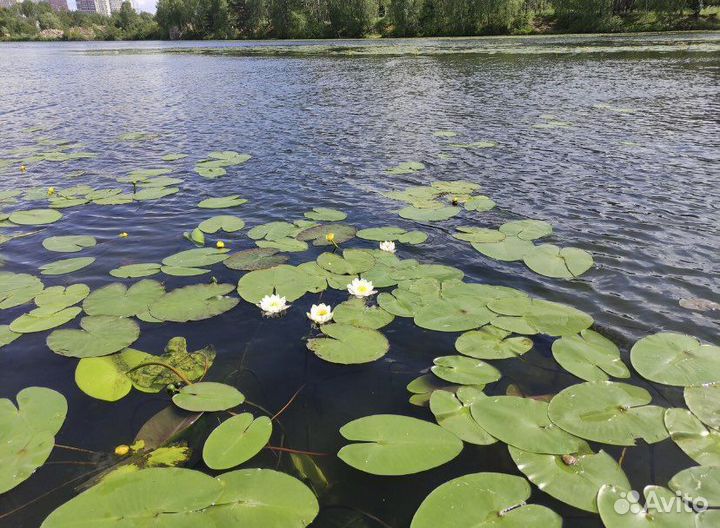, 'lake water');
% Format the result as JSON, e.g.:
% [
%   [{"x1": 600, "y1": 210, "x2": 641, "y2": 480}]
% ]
[{"x1": 0, "y1": 33, "x2": 719, "y2": 527}]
